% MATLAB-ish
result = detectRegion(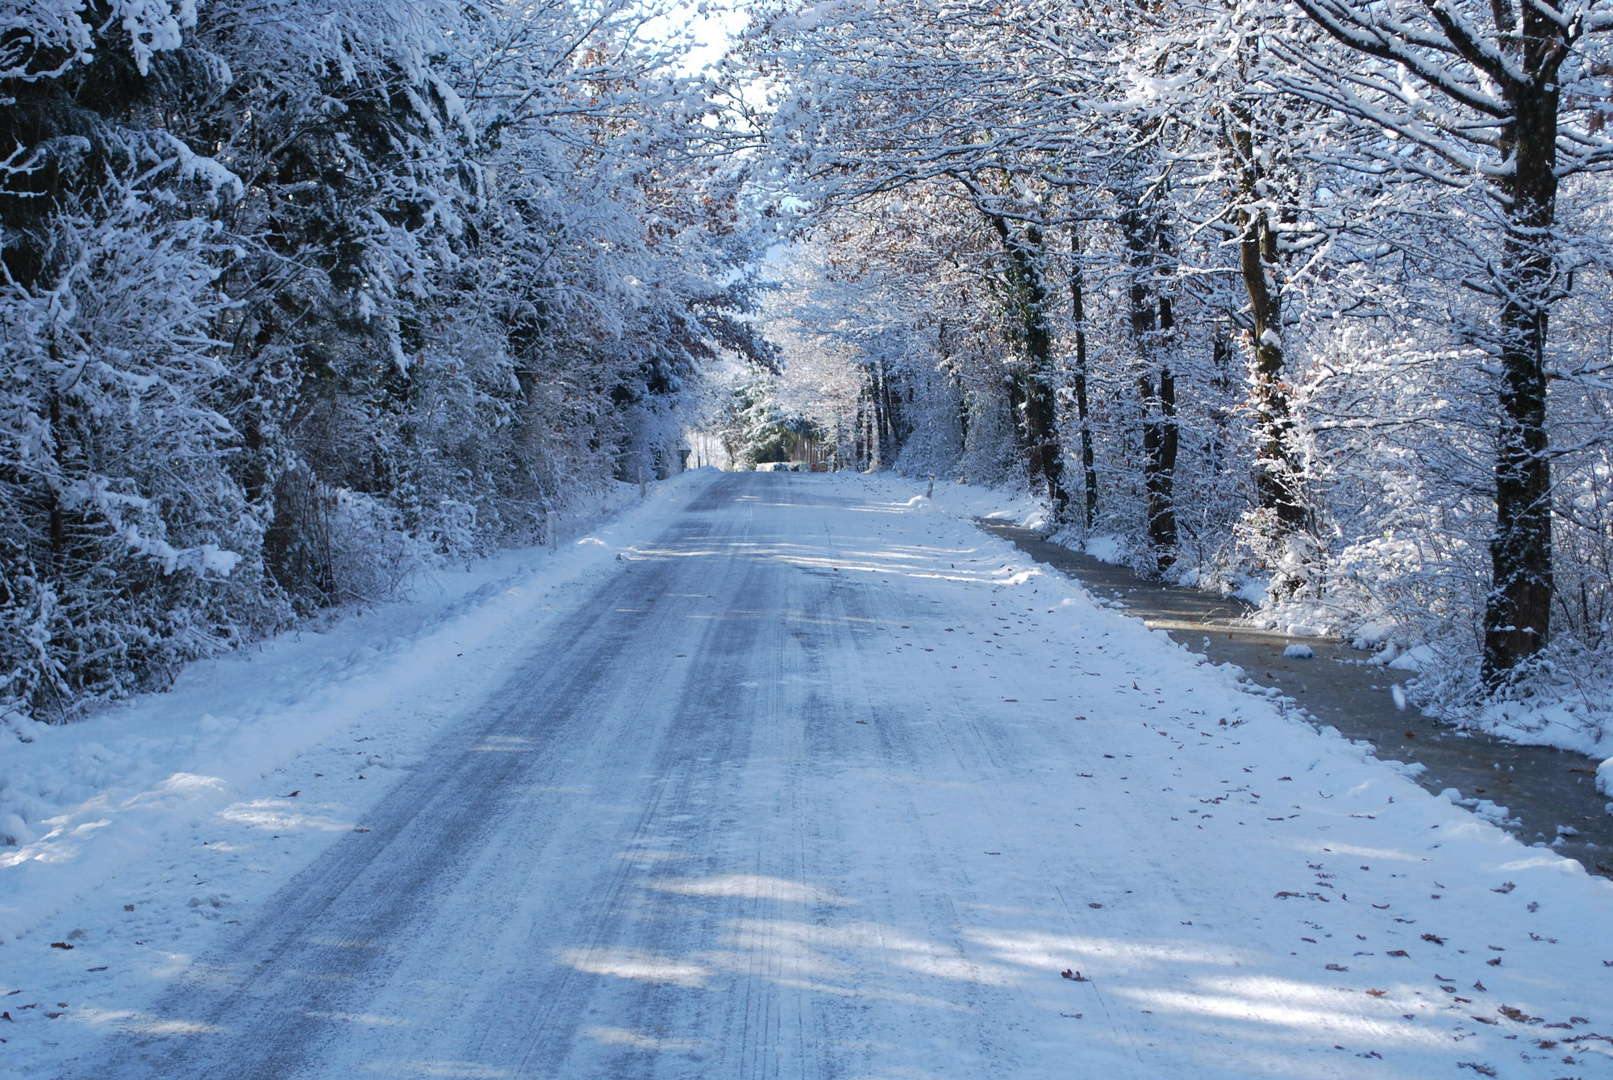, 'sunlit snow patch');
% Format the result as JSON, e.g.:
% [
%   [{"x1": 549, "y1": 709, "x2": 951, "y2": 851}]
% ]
[
  {"x1": 585, "y1": 1026, "x2": 703, "y2": 1051},
  {"x1": 648, "y1": 873, "x2": 848, "y2": 905},
  {"x1": 556, "y1": 946, "x2": 709, "y2": 987}
]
